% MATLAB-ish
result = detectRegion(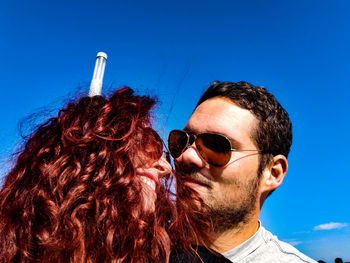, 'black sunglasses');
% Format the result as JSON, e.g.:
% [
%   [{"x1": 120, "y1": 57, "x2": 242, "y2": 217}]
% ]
[{"x1": 168, "y1": 129, "x2": 263, "y2": 167}]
